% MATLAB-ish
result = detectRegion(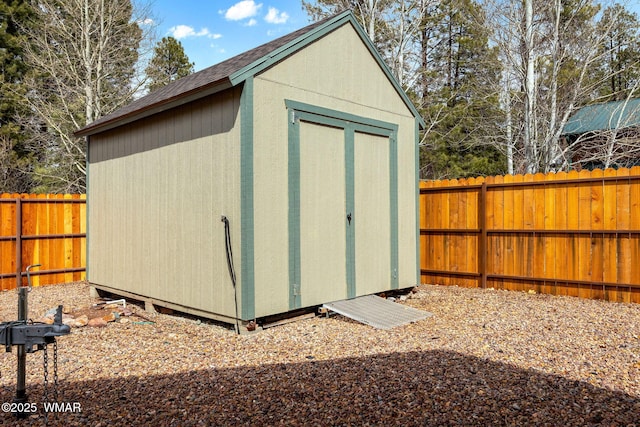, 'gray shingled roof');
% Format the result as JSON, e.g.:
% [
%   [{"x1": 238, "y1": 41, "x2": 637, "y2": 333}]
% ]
[{"x1": 76, "y1": 14, "x2": 337, "y2": 136}]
